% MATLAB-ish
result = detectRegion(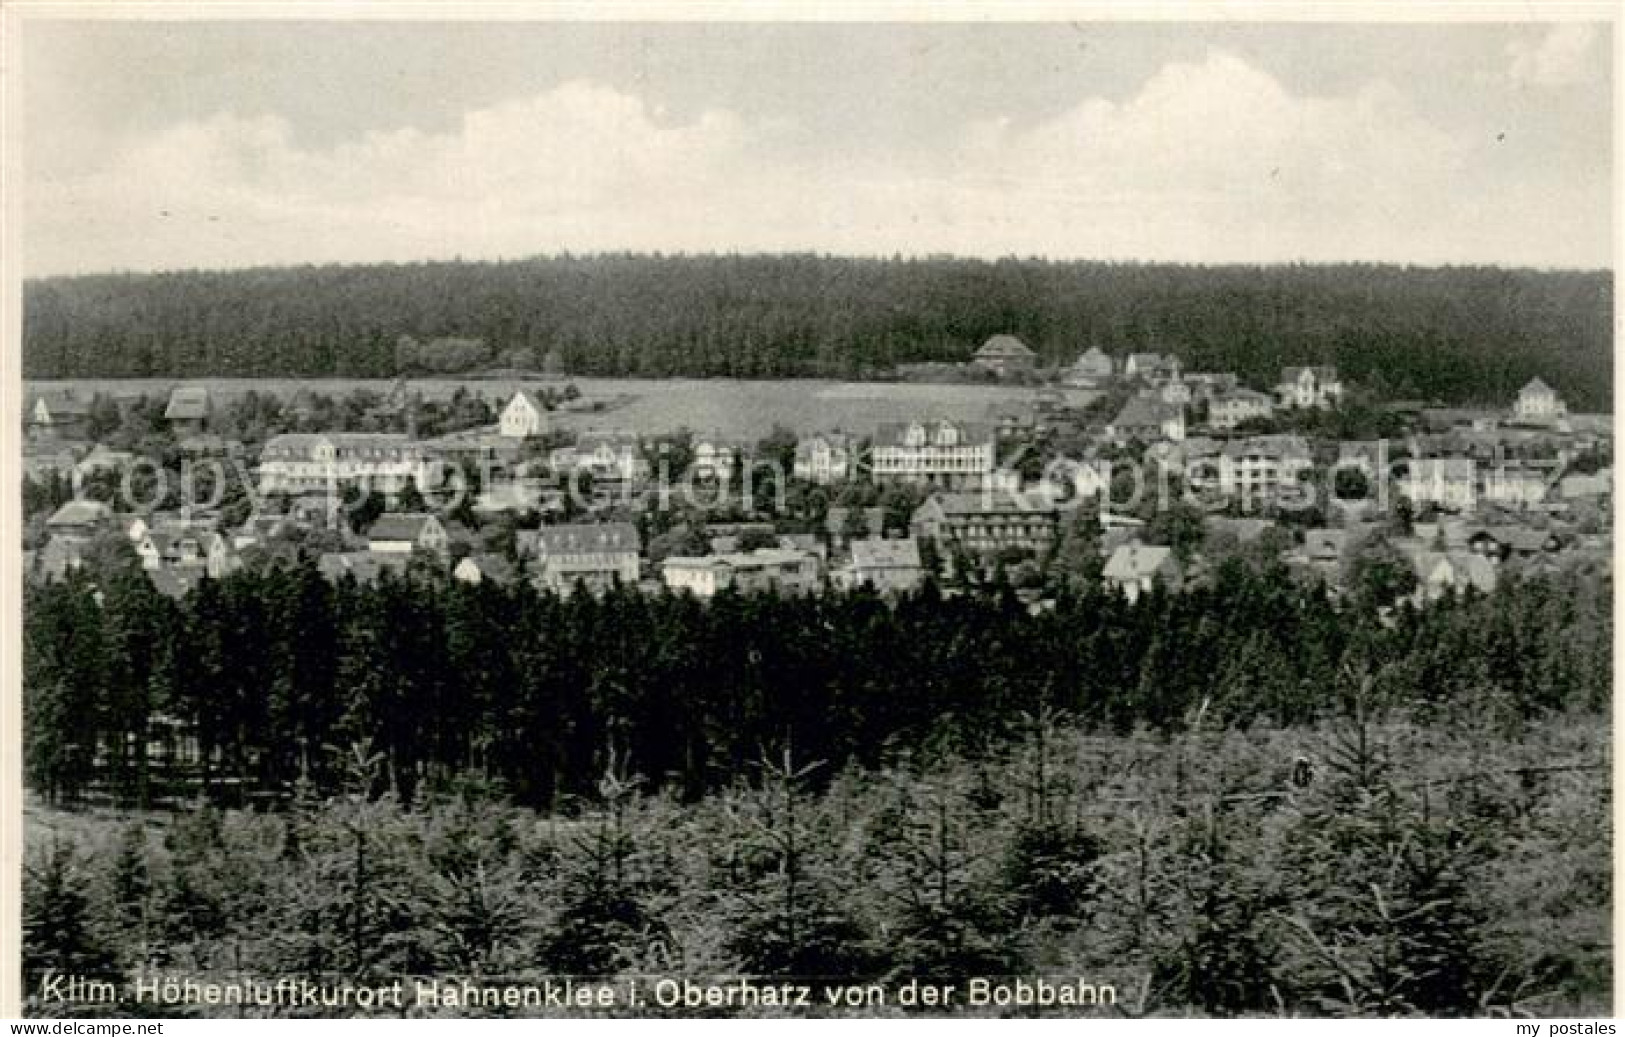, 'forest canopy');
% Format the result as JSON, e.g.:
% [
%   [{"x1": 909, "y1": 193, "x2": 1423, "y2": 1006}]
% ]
[{"x1": 22, "y1": 255, "x2": 1613, "y2": 410}]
